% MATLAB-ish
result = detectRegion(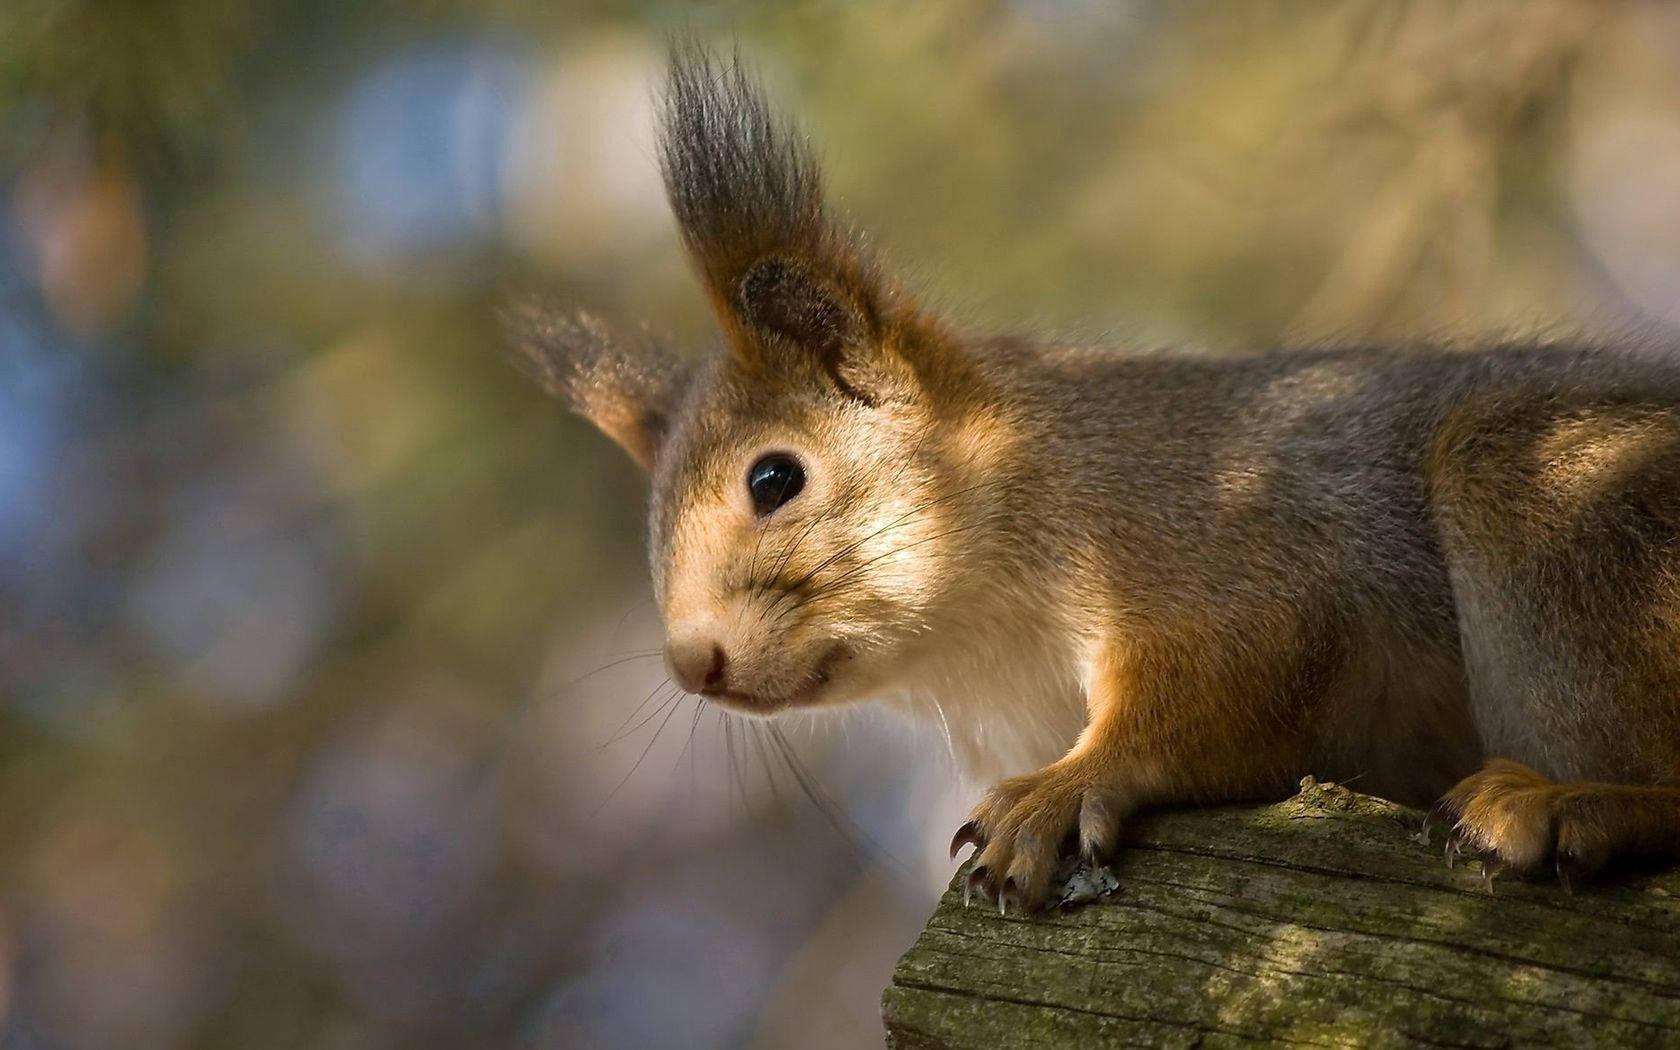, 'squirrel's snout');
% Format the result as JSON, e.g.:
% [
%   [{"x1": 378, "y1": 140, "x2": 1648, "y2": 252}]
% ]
[
  {"x1": 663, "y1": 611, "x2": 837, "y2": 710},
  {"x1": 668, "y1": 638, "x2": 728, "y2": 695}
]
